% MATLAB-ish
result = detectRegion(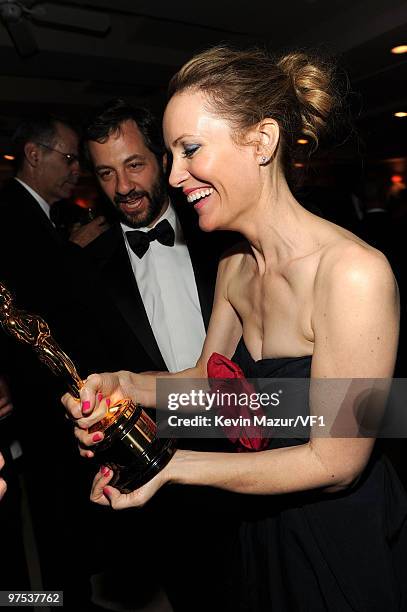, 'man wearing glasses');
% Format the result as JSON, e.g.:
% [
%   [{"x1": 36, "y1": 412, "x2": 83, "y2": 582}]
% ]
[
  {"x1": 0, "y1": 116, "x2": 112, "y2": 608},
  {"x1": 3, "y1": 116, "x2": 107, "y2": 241},
  {"x1": 15, "y1": 120, "x2": 81, "y2": 206}
]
